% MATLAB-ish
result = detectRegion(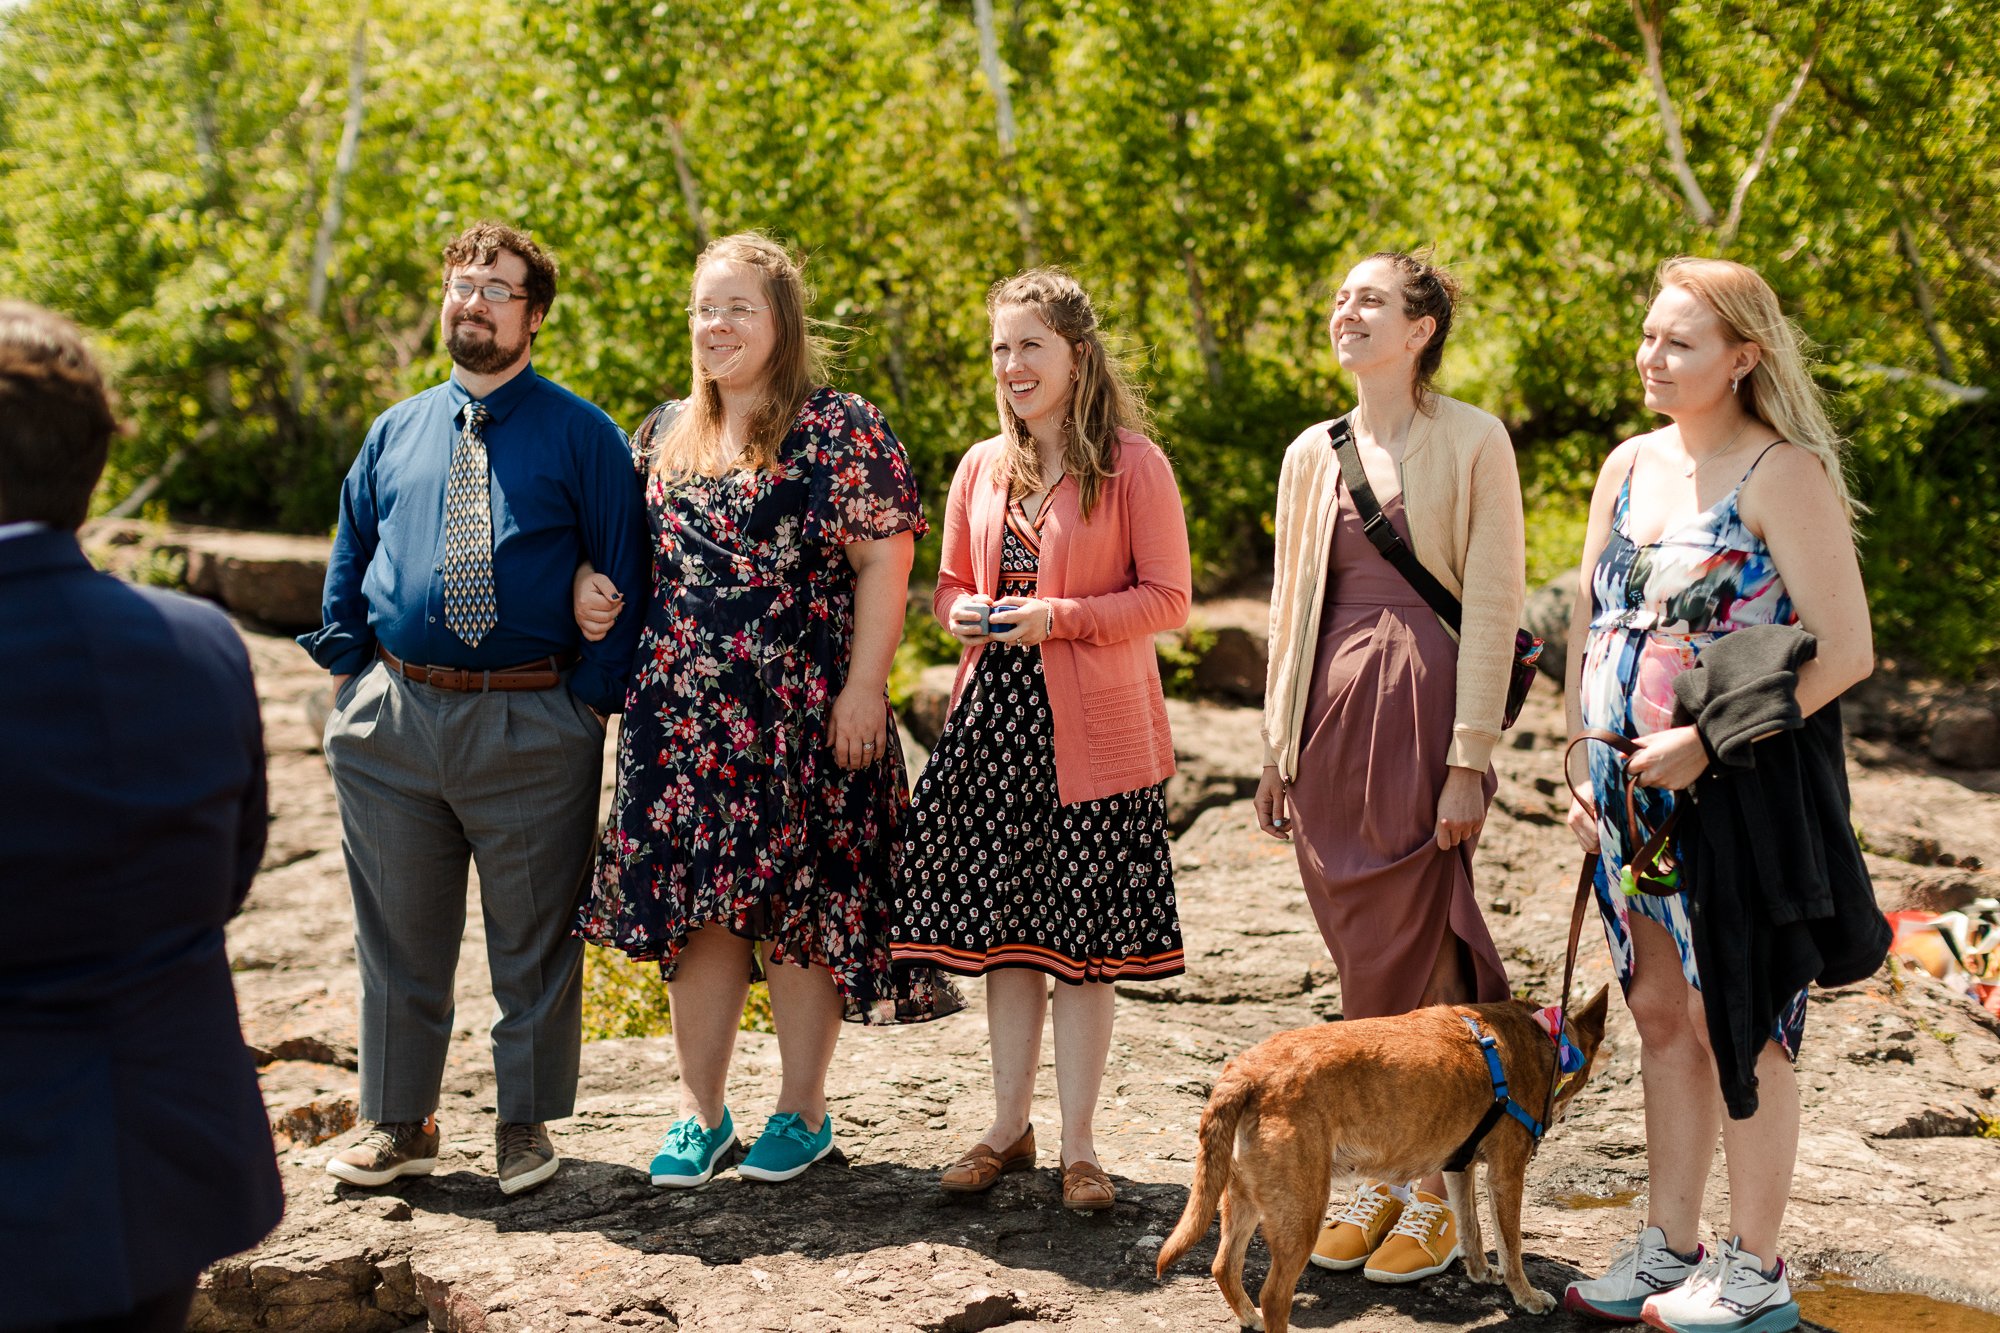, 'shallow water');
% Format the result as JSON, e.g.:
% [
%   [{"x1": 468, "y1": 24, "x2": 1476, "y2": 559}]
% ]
[
  {"x1": 1796, "y1": 1275, "x2": 2000, "y2": 1332},
  {"x1": 1556, "y1": 1188, "x2": 1642, "y2": 1209}
]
